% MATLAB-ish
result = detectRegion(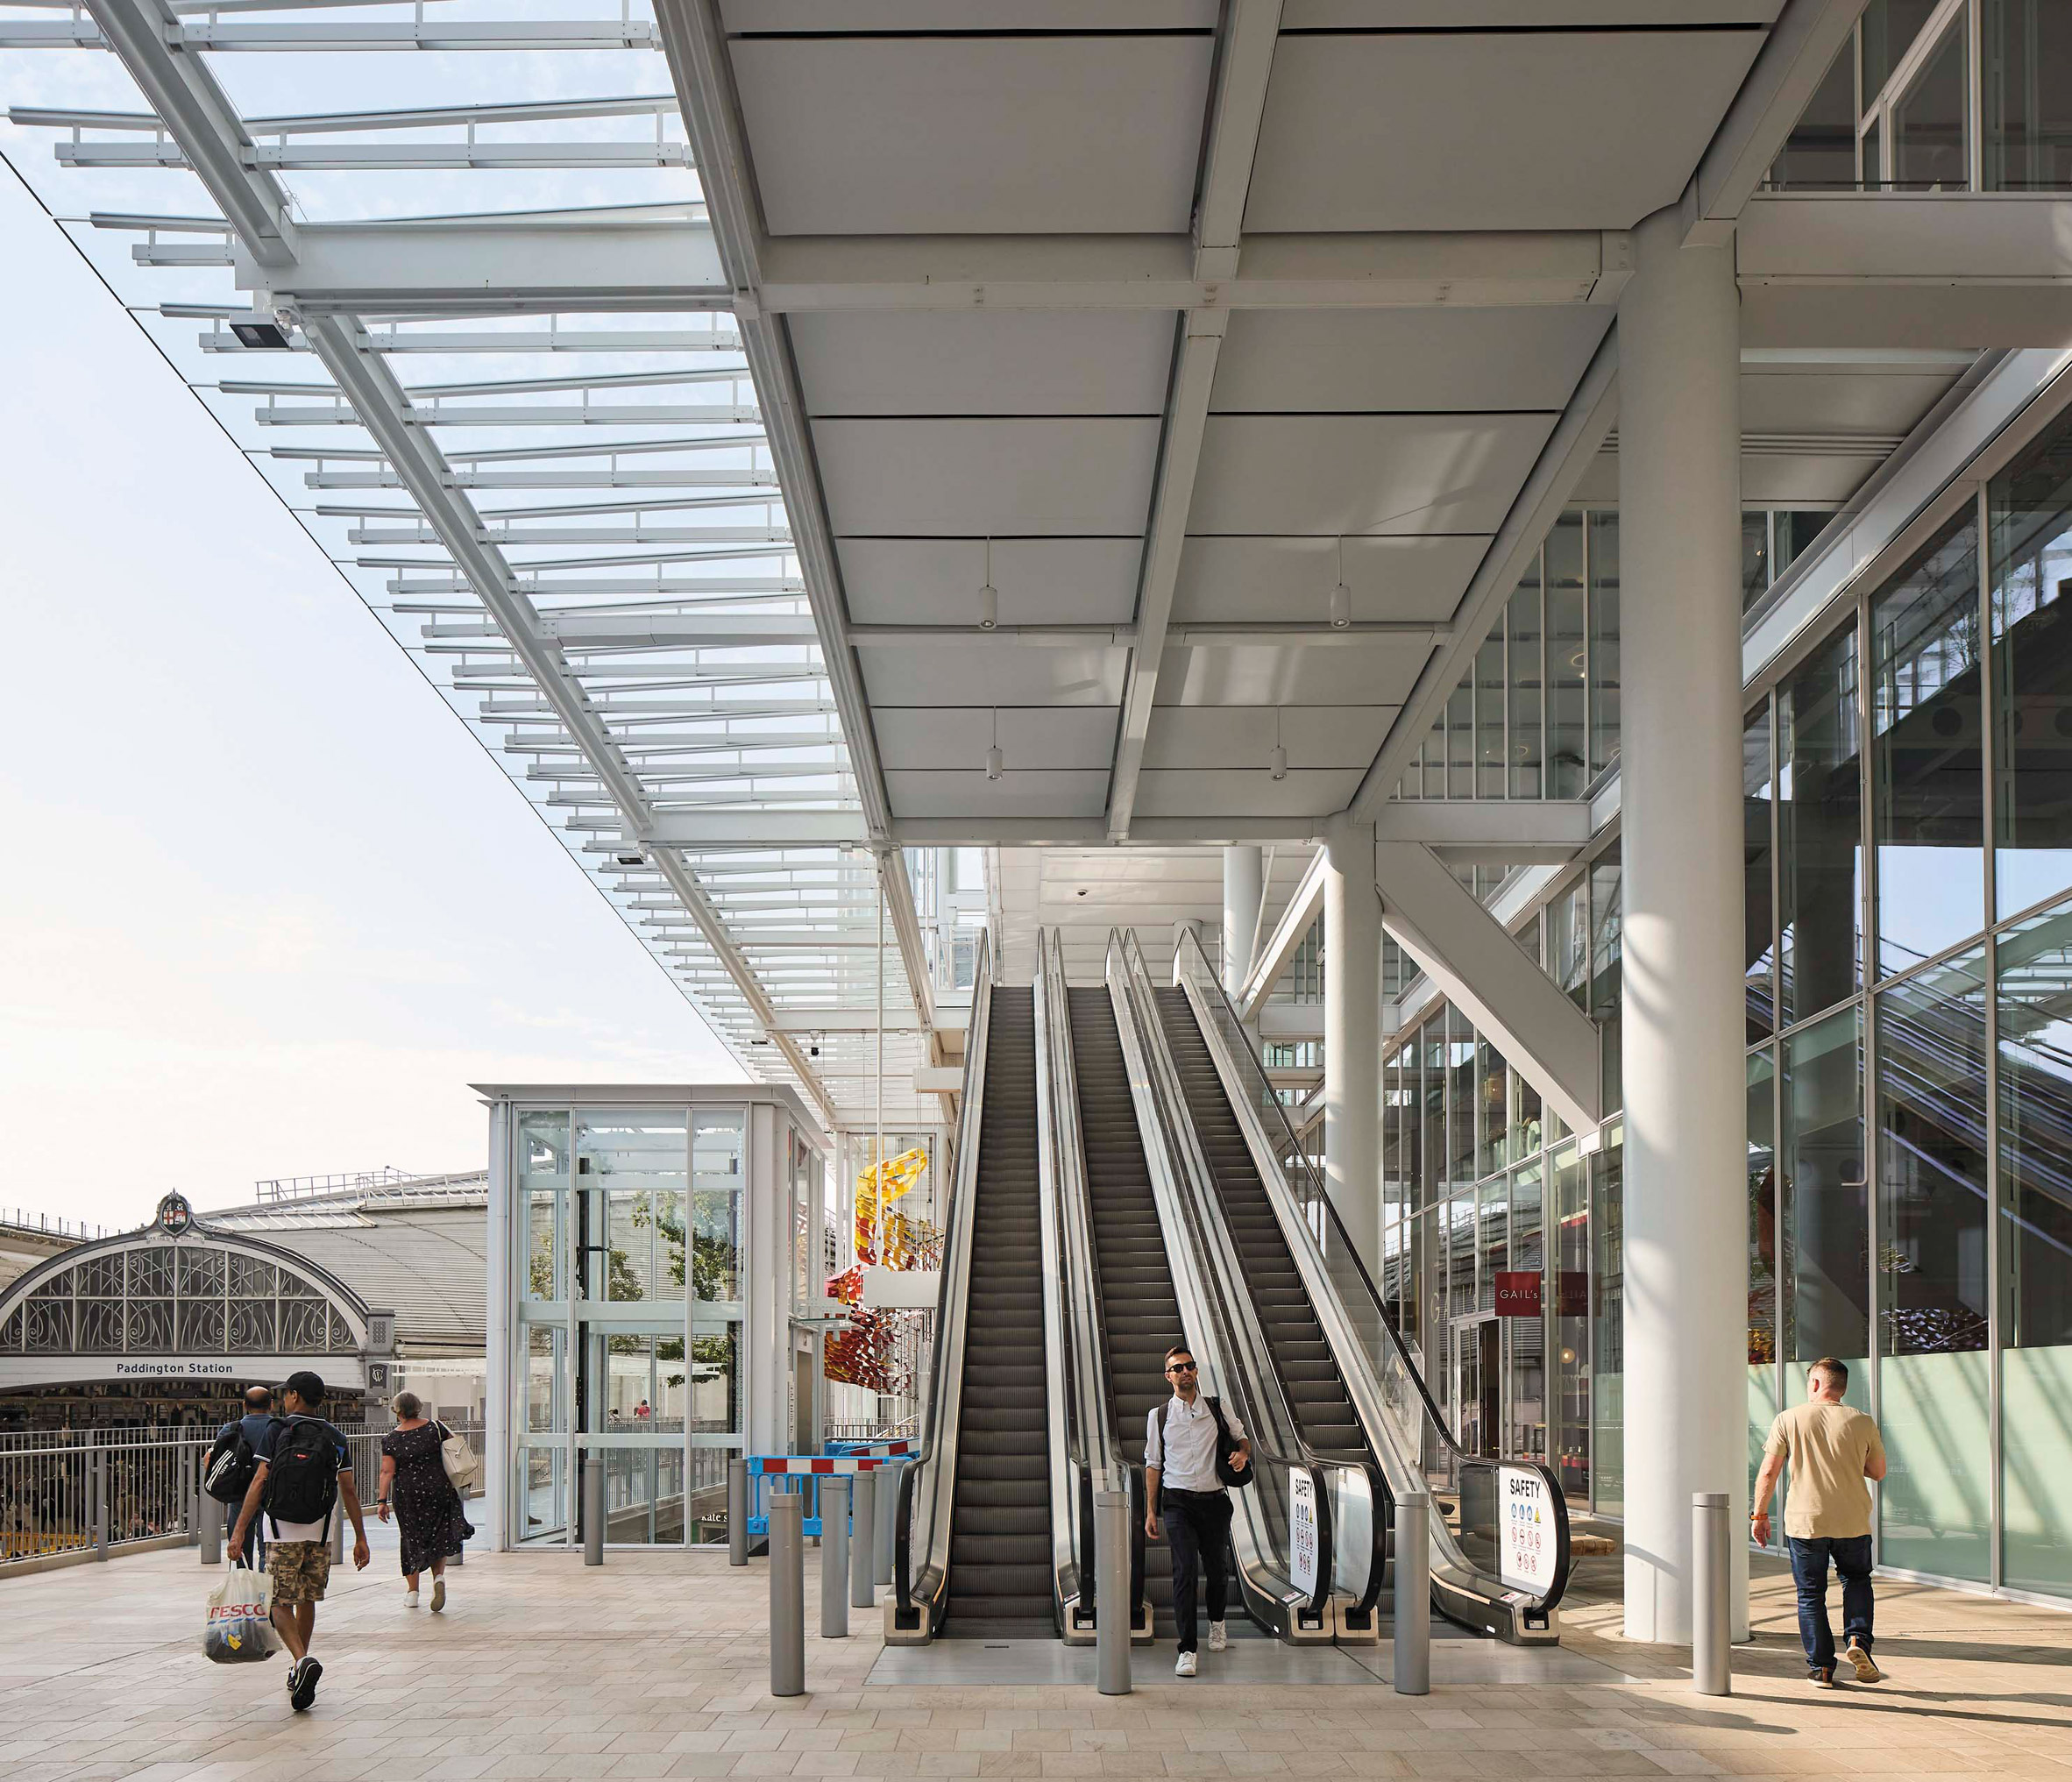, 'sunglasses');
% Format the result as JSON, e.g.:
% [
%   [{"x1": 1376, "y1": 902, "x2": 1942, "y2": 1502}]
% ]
[{"x1": 1167, "y1": 1361, "x2": 1197, "y2": 1374}]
